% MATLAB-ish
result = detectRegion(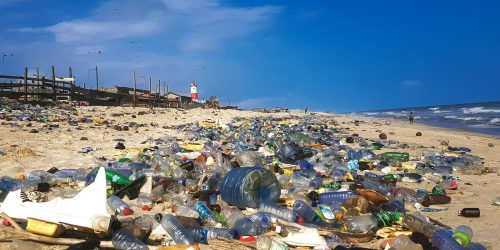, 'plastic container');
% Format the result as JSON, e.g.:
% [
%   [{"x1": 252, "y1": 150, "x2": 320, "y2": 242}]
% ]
[
  {"x1": 458, "y1": 208, "x2": 480, "y2": 218},
  {"x1": 26, "y1": 218, "x2": 64, "y2": 237},
  {"x1": 107, "y1": 195, "x2": 133, "y2": 215},
  {"x1": 342, "y1": 214, "x2": 378, "y2": 232},
  {"x1": 403, "y1": 213, "x2": 439, "y2": 239},
  {"x1": 232, "y1": 212, "x2": 272, "y2": 236},
  {"x1": 160, "y1": 214, "x2": 194, "y2": 245},
  {"x1": 258, "y1": 202, "x2": 297, "y2": 222},
  {"x1": 189, "y1": 227, "x2": 236, "y2": 244},
  {"x1": 221, "y1": 207, "x2": 246, "y2": 228},
  {"x1": 293, "y1": 200, "x2": 322, "y2": 224},
  {"x1": 219, "y1": 167, "x2": 280, "y2": 208},
  {"x1": 452, "y1": 225, "x2": 473, "y2": 247},
  {"x1": 111, "y1": 228, "x2": 148, "y2": 250},
  {"x1": 431, "y1": 229, "x2": 464, "y2": 250},
  {"x1": 394, "y1": 234, "x2": 422, "y2": 250},
  {"x1": 318, "y1": 191, "x2": 355, "y2": 205}
]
